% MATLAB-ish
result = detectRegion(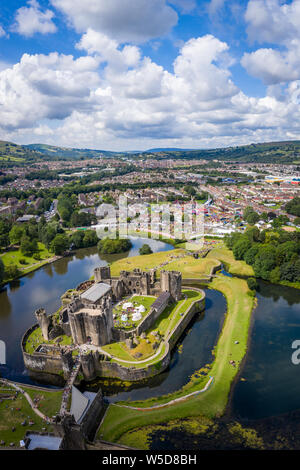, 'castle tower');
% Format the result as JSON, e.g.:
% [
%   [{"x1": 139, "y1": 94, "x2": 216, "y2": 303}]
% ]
[
  {"x1": 149, "y1": 269, "x2": 156, "y2": 285},
  {"x1": 94, "y1": 266, "x2": 111, "y2": 282},
  {"x1": 35, "y1": 308, "x2": 50, "y2": 341},
  {"x1": 160, "y1": 271, "x2": 182, "y2": 302}
]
